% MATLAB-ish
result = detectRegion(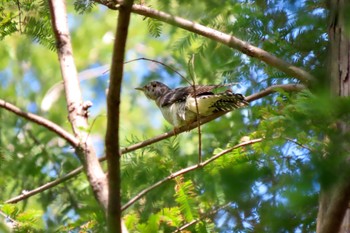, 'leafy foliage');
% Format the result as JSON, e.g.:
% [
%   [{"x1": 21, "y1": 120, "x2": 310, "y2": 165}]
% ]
[
  {"x1": 74, "y1": 0, "x2": 96, "y2": 14},
  {"x1": 1, "y1": 204, "x2": 43, "y2": 232},
  {"x1": 147, "y1": 17, "x2": 163, "y2": 38},
  {"x1": 0, "y1": 5, "x2": 18, "y2": 40},
  {"x1": 0, "y1": 0, "x2": 340, "y2": 232},
  {"x1": 174, "y1": 176, "x2": 198, "y2": 222},
  {"x1": 0, "y1": 0, "x2": 56, "y2": 49}
]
